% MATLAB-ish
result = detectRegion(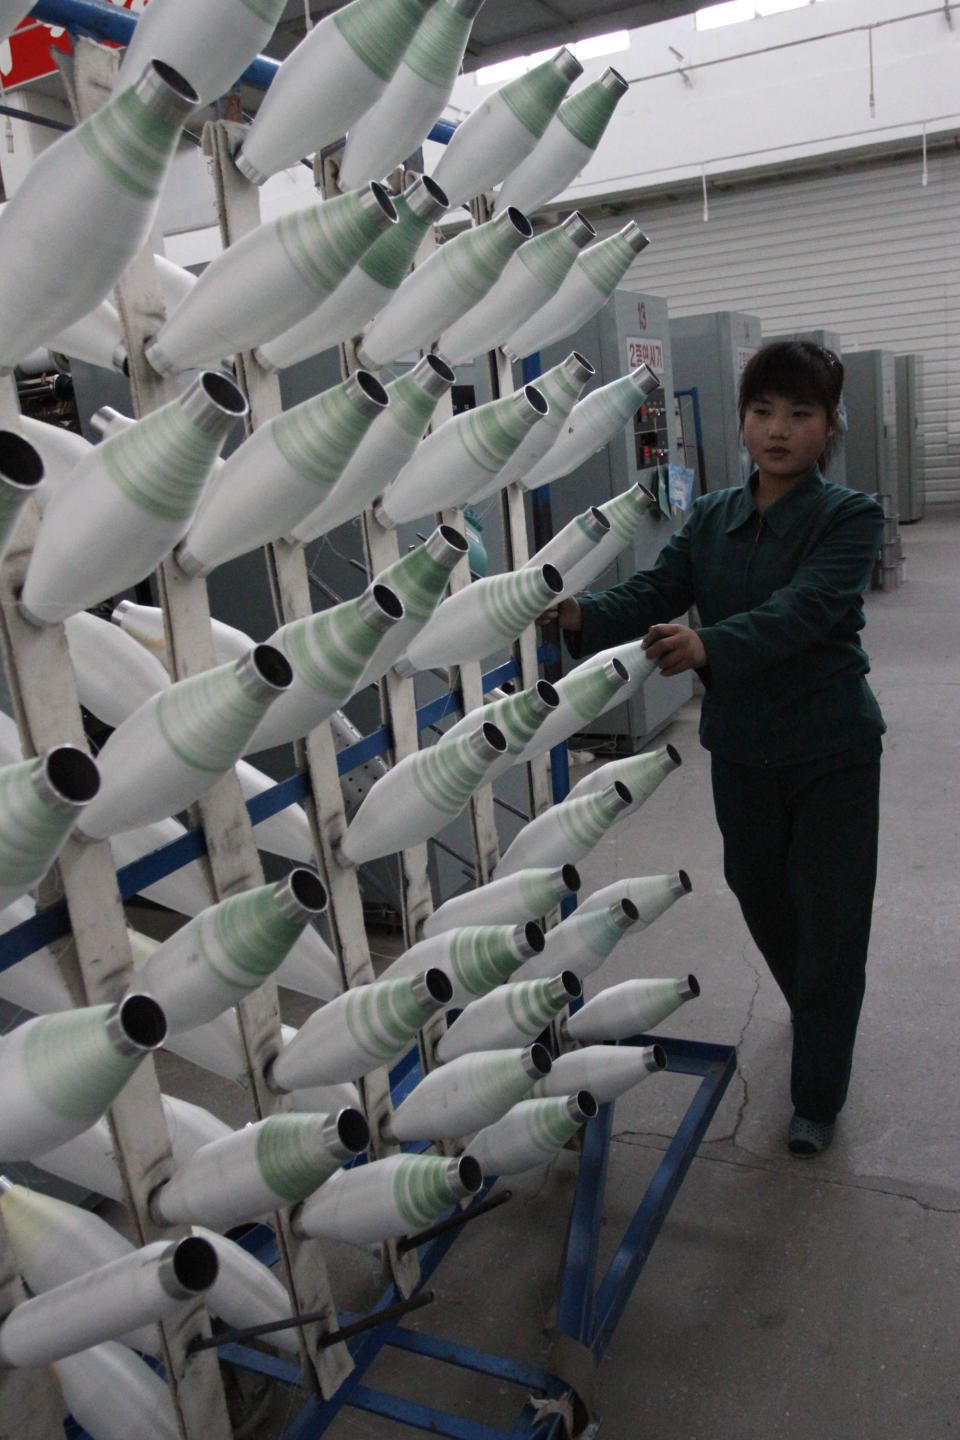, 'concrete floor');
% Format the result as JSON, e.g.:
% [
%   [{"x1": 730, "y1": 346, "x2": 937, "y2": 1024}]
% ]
[{"x1": 3, "y1": 508, "x2": 959, "y2": 1438}]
